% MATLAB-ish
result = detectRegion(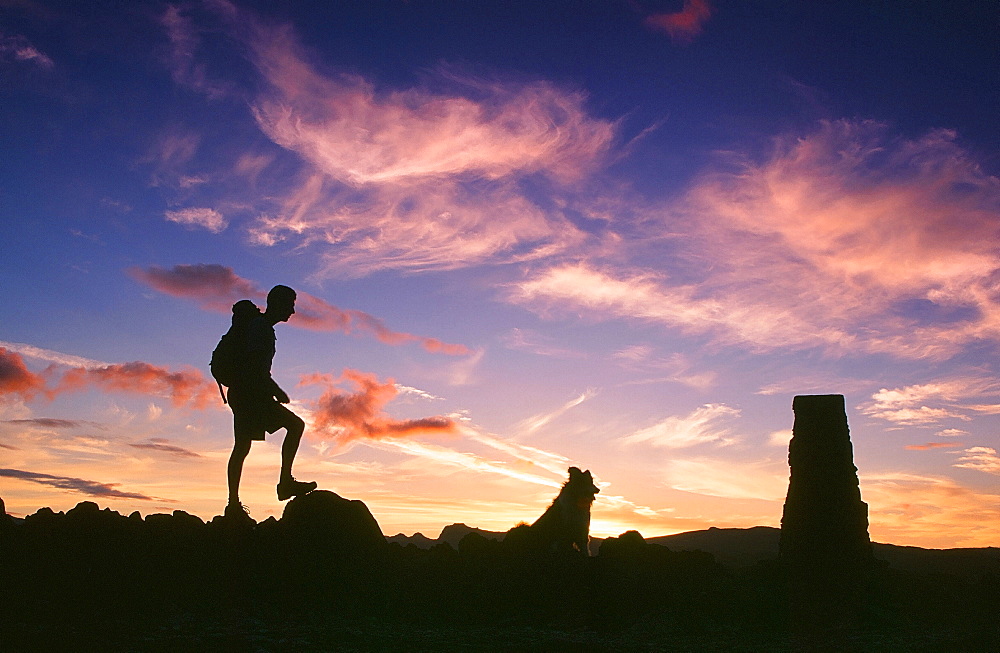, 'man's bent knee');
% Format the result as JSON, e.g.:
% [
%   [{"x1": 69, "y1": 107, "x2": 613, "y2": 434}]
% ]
[{"x1": 281, "y1": 411, "x2": 305, "y2": 435}]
